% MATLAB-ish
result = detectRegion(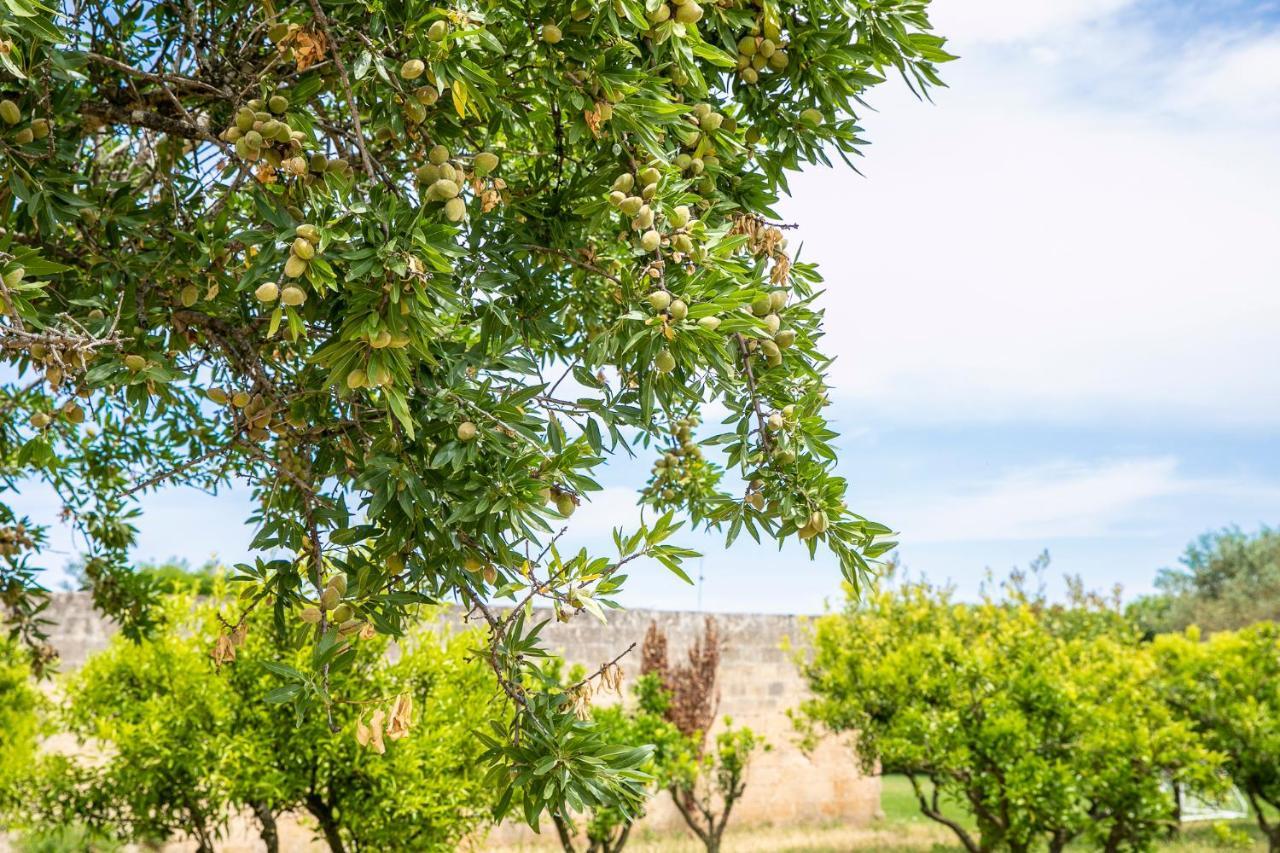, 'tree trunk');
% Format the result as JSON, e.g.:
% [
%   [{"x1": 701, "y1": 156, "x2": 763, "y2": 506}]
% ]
[
  {"x1": 251, "y1": 801, "x2": 280, "y2": 853},
  {"x1": 552, "y1": 813, "x2": 579, "y2": 853},
  {"x1": 305, "y1": 793, "x2": 347, "y2": 853}
]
